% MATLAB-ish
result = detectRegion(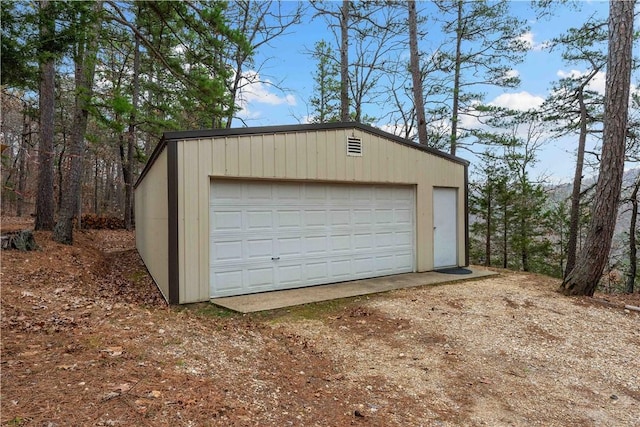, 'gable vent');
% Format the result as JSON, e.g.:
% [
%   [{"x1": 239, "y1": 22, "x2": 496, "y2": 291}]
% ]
[{"x1": 347, "y1": 136, "x2": 363, "y2": 156}]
